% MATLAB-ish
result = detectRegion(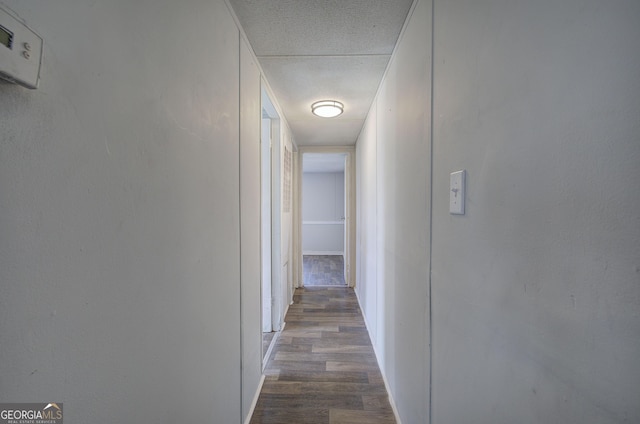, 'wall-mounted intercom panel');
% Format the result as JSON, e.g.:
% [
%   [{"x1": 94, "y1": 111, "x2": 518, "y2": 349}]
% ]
[{"x1": 0, "y1": 6, "x2": 42, "y2": 89}]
